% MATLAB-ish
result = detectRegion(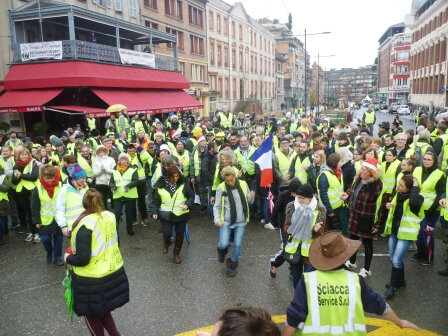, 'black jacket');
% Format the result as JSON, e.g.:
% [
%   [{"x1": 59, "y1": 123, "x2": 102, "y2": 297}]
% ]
[
  {"x1": 66, "y1": 225, "x2": 129, "y2": 317},
  {"x1": 307, "y1": 165, "x2": 321, "y2": 193},
  {"x1": 341, "y1": 161, "x2": 356, "y2": 192},
  {"x1": 11, "y1": 160, "x2": 39, "y2": 192},
  {"x1": 271, "y1": 190, "x2": 295, "y2": 228},
  {"x1": 109, "y1": 166, "x2": 139, "y2": 197},
  {"x1": 201, "y1": 151, "x2": 218, "y2": 186}
]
